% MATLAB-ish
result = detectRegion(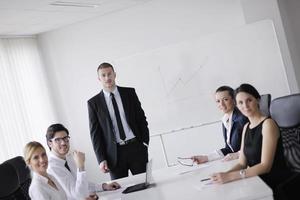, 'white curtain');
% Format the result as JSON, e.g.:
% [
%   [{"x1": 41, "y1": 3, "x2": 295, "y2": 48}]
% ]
[{"x1": 0, "y1": 38, "x2": 56, "y2": 163}]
